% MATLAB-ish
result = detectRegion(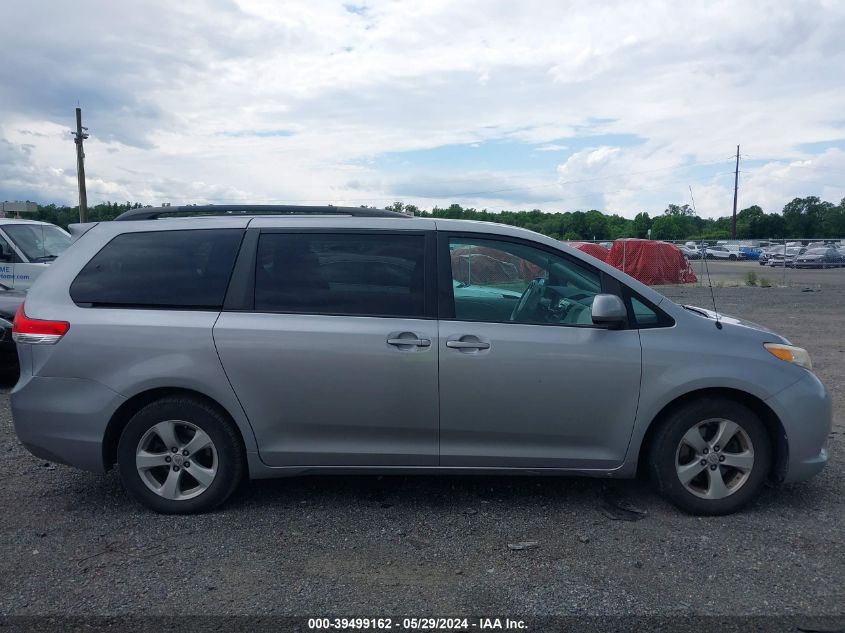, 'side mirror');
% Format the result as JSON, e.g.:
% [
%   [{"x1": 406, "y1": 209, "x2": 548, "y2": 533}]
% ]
[{"x1": 591, "y1": 294, "x2": 627, "y2": 328}]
